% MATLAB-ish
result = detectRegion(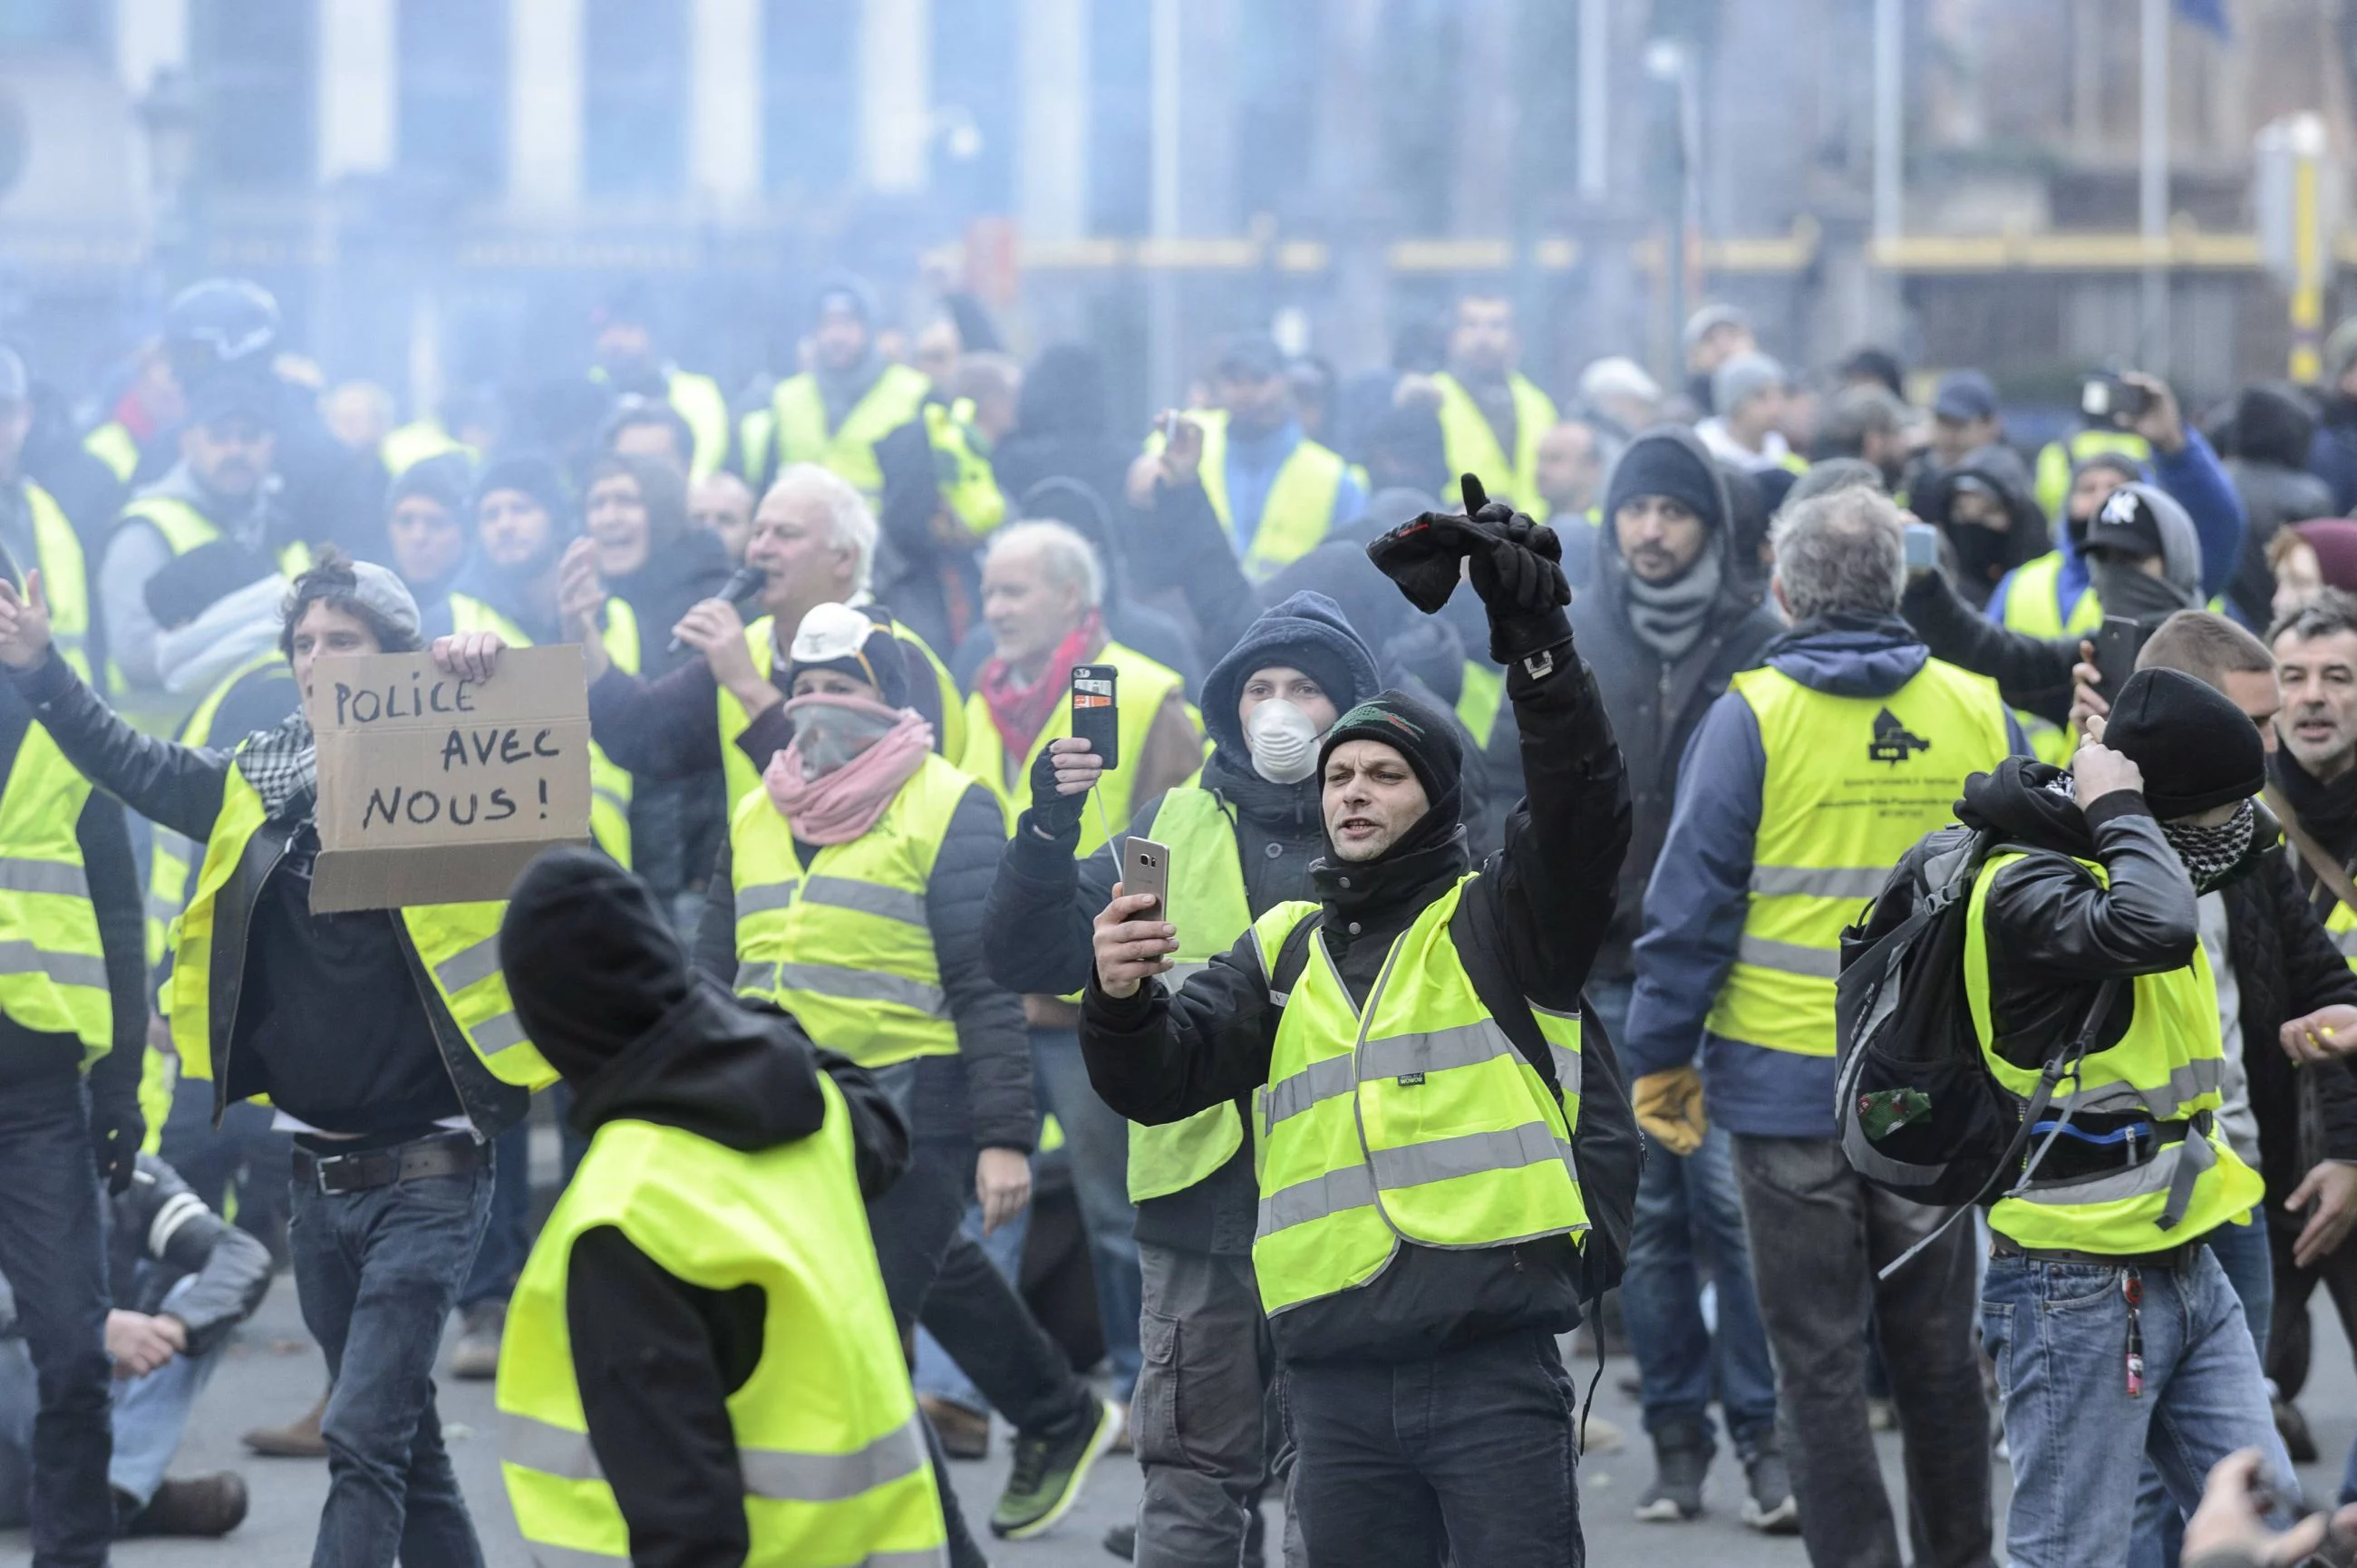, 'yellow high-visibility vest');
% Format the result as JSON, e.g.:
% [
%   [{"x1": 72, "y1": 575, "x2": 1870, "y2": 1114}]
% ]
[
  {"x1": 380, "y1": 419, "x2": 473, "y2": 479},
  {"x1": 1125, "y1": 787, "x2": 1253, "y2": 1202},
  {"x1": 1456, "y1": 662, "x2": 1506, "y2": 750},
  {"x1": 1431, "y1": 372, "x2": 1559, "y2": 520},
  {"x1": 171, "y1": 768, "x2": 552, "y2": 1095},
  {"x1": 499, "y1": 1078, "x2": 946, "y2": 1568},
  {"x1": 144, "y1": 651, "x2": 290, "y2": 970},
  {"x1": 1703, "y1": 659, "x2": 2013, "y2": 1055},
  {"x1": 84, "y1": 421, "x2": 140, "y2": 485},
  {"x1": 1966, "y1": 850, "x2": 2262, "y2": 1253},
  {"x1": 108, "y1": 496, "x2": 313, "y2": 735},
  {"x1": 1248, "y1": 877, "x2": 1586, "y2": 1316},
  {"x1": 667, "y1": 369, "x2": 732, "y2": 482},
  {"x1": 728, "y1": 754, "x2": 976, "y2": 1070},
  {"x1": 1147, "y1": 411, "x2": 1345, "y2": 582},
  {"x1": 766, "y1": 365, "x2": 932, "y2": 502},
  {"x1": 0, "y1": 723, "x2": 111, "y2": 1062},
  {"x1": 22, "y1": 482, "x2": 93, "y2": 683},
  {"x1": 956, "y1": 641, "x2": 1196, "y2": 860},
  {"x1": 2032, "y1": 429, "x2": 2151, "y2": 522}
]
